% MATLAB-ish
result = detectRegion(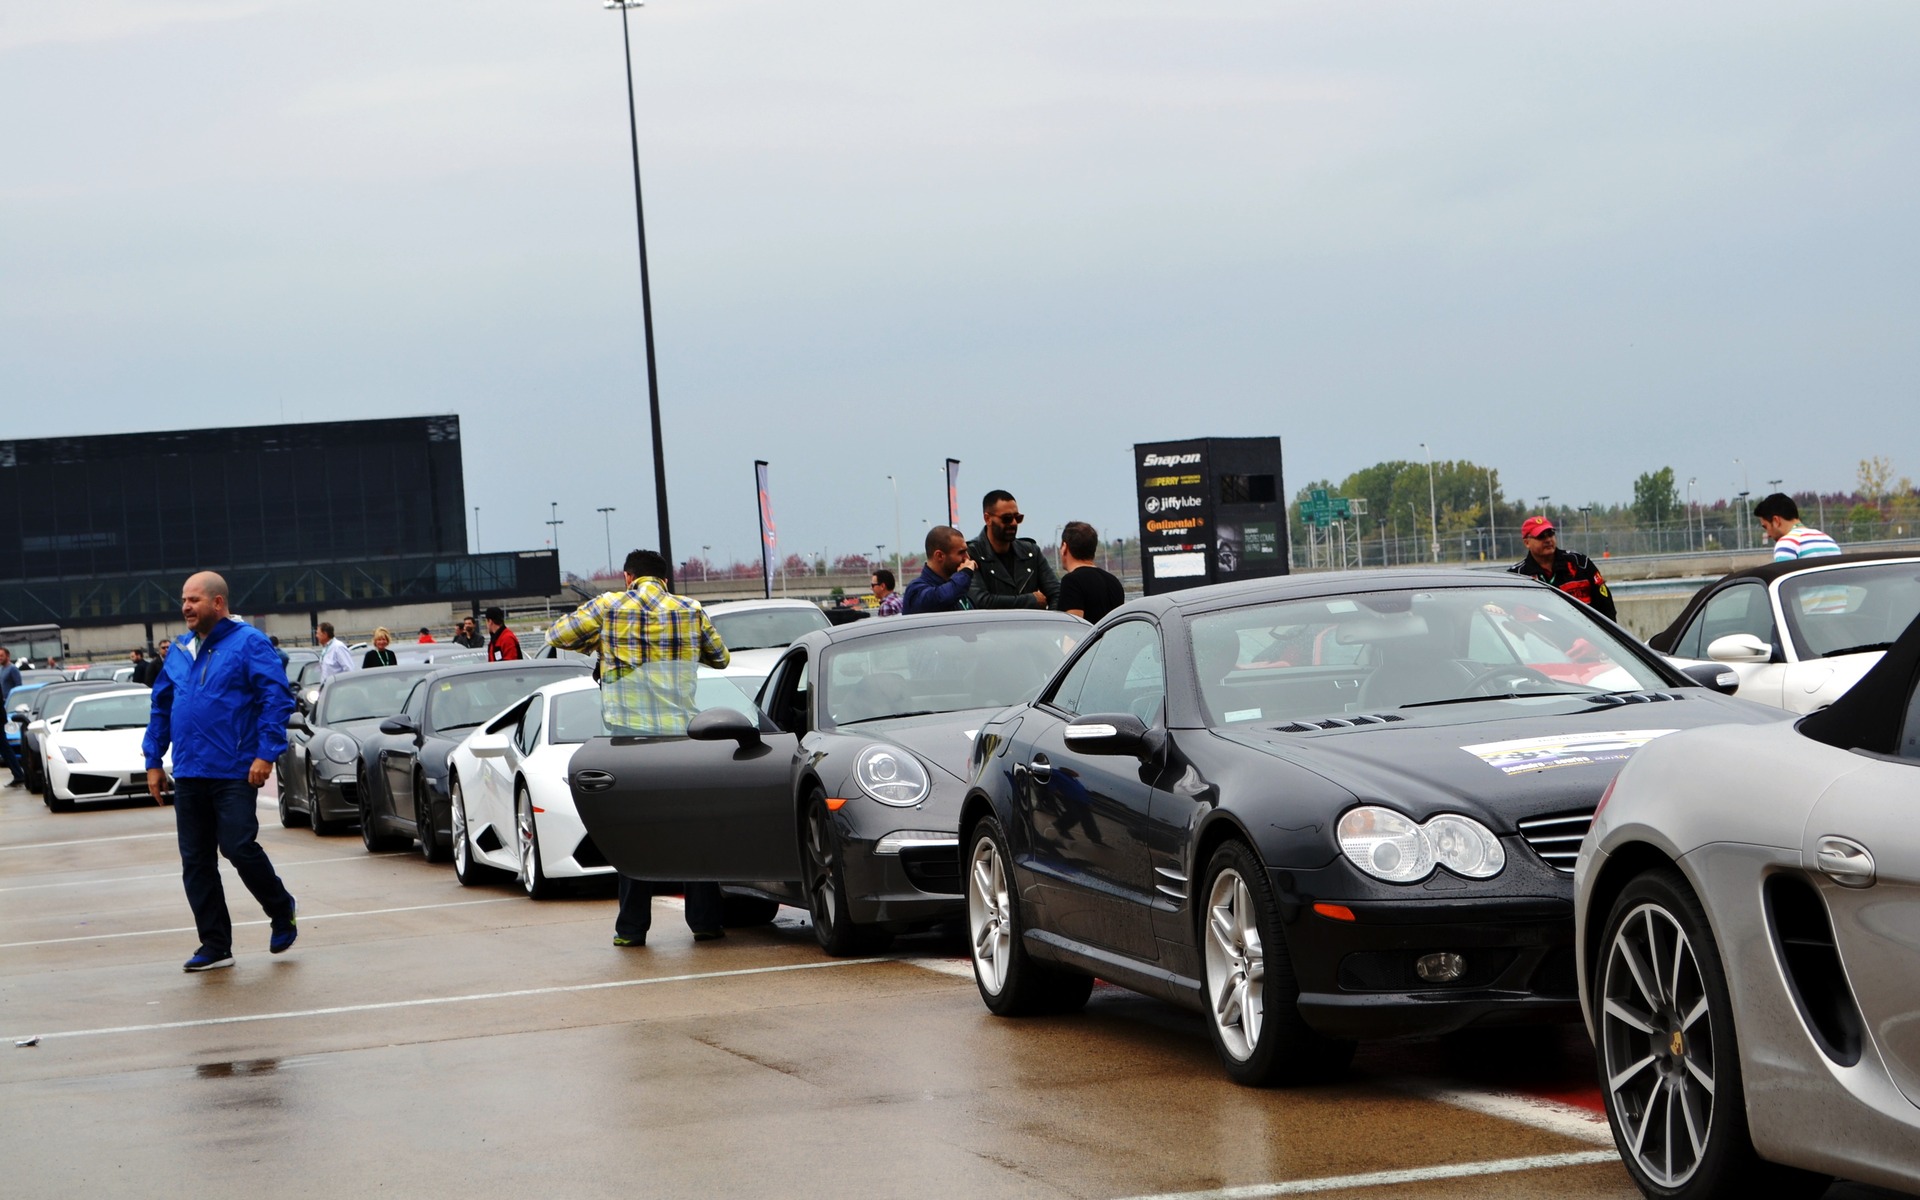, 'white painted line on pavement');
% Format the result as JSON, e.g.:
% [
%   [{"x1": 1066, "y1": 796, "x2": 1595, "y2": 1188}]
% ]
[
  {"x1": 903, "y1": 956, "x2": 974, "y2": 979},
  {"x1": 12, "y1": 956, "x2": 893, "y2": 1043},
  {"x1": 0, "y1": 853, "x2": 408, "y2": 893},
  {"x1": 1396, "y1": 1079, "x2": 1614, "y2": 1147},
  {"x1": 0, "y1": 831, "x2": 177, "y2": 852},
  {"x1": 1110, "y1": 1151, "x2": 1619, "y2": 1199},
  {"x1": 0, "y1": 897, "x2": 519, "y2": 949}
]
